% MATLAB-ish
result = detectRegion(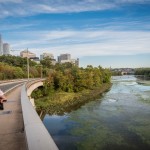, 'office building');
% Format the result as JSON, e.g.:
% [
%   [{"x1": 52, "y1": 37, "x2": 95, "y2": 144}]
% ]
[
  {"x1": 40, "y1": 52, "x2": 56, "y2": 65},
  {"x1": 75, "y1": 58, "x2": 79, "y2": 66},
  {"x1": 58, "y1": 53, "x2": 79, "y2": 66},
  {"x1": 30, "y1": 57, "x2": 40, "y2": 64},
  {"x1": 20, "y1": 50, "x2": 36, "y2": 58},
  {"x1": 58, "y1": 53, "x2": 71, "y2": 63},
  {"x1": 3, "y1": 43, "x2": 10, "y2": 55},
  {"x1": 40, "y1": 52, "x2": 54, "y2": 60}
]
